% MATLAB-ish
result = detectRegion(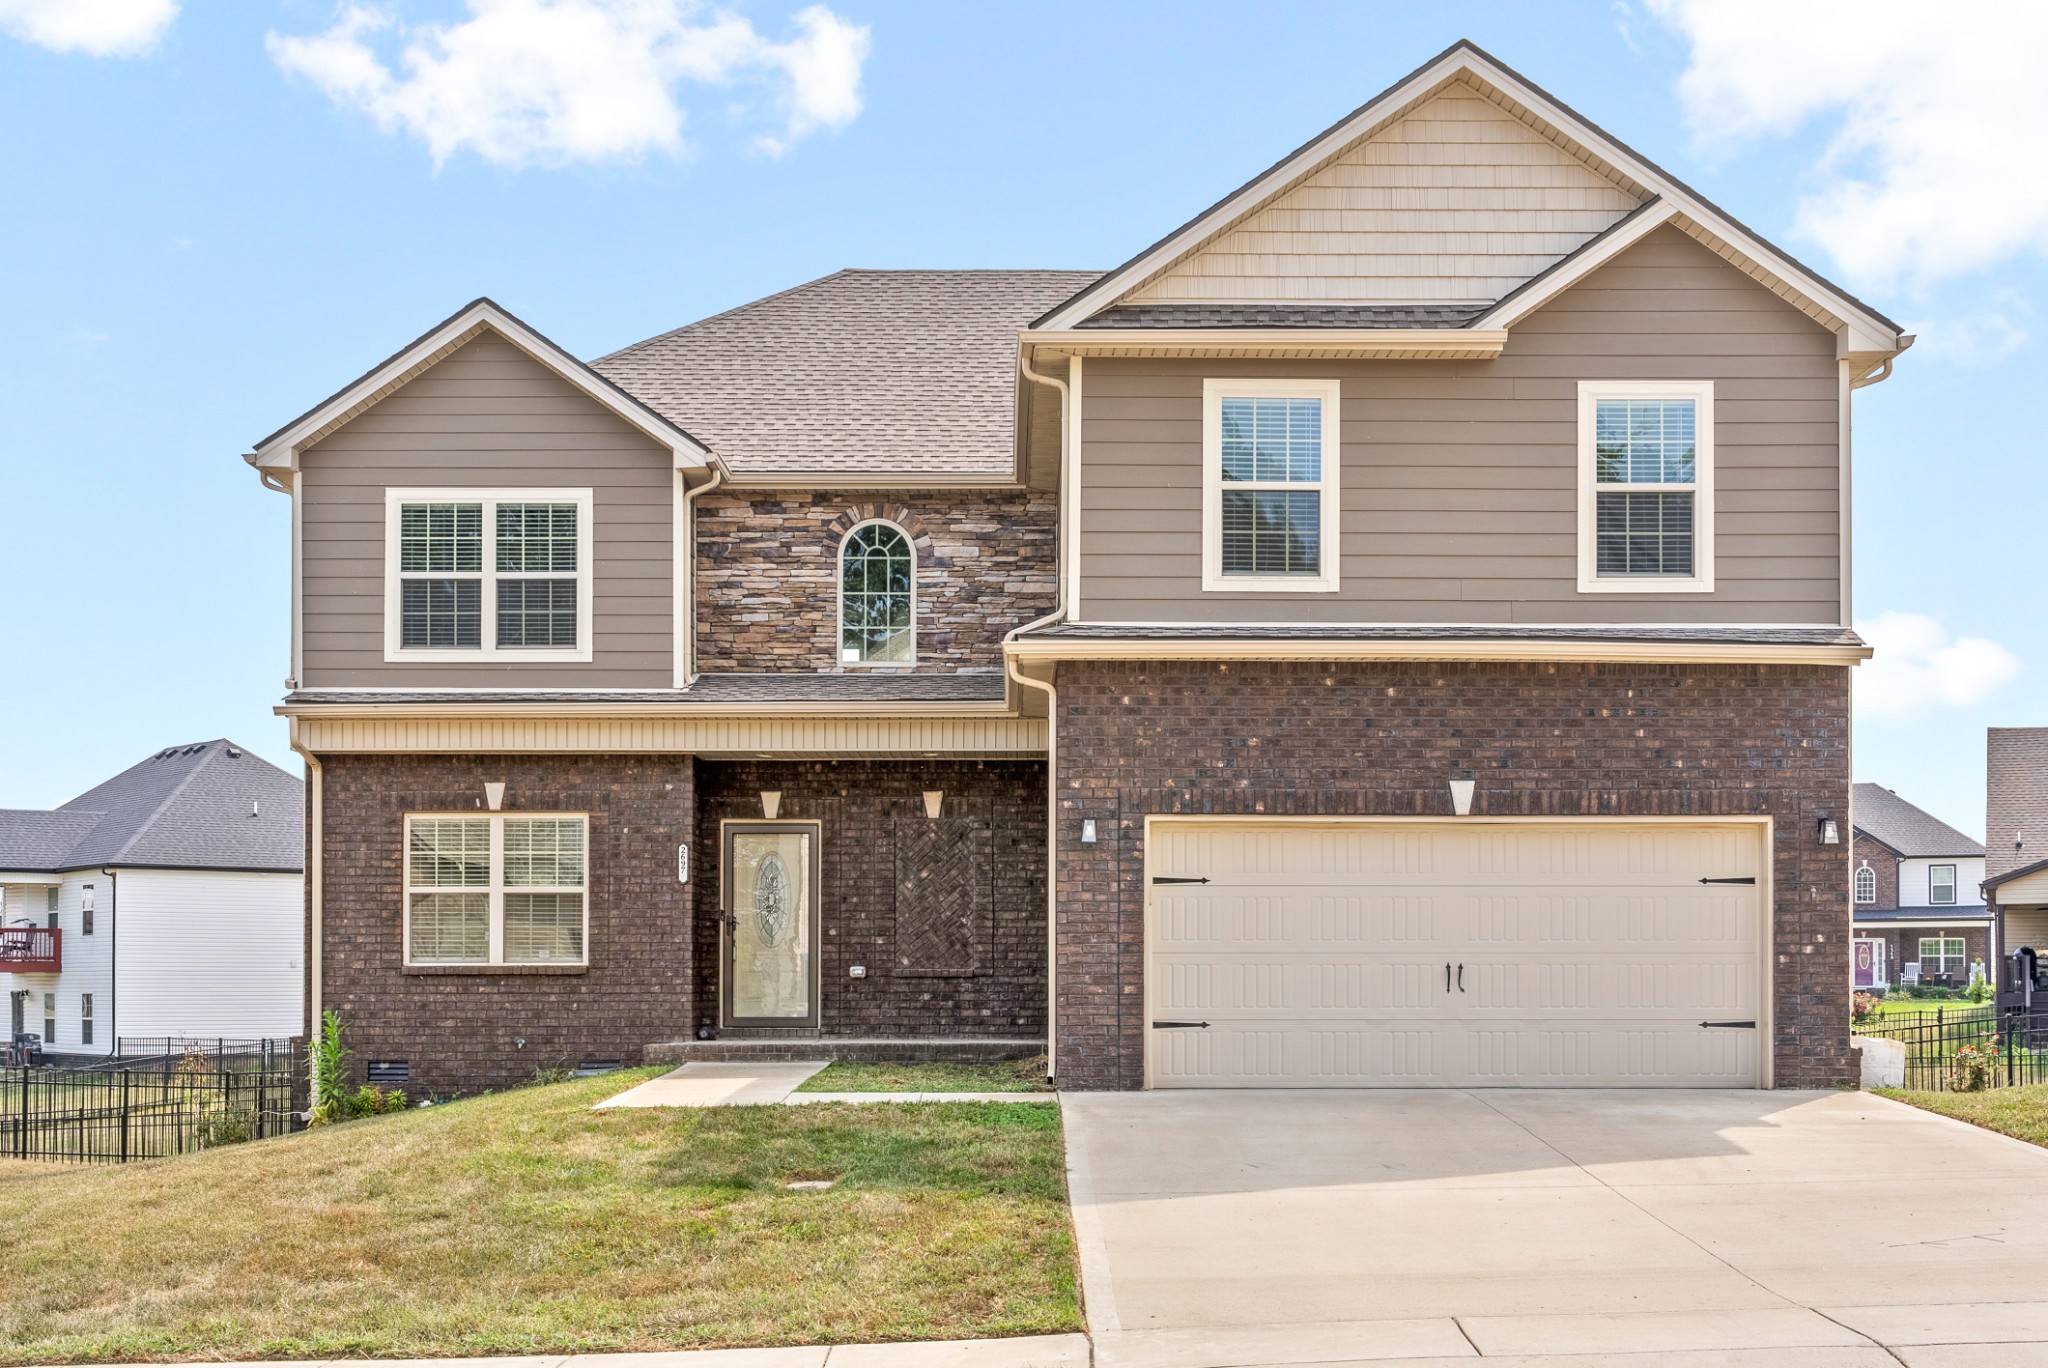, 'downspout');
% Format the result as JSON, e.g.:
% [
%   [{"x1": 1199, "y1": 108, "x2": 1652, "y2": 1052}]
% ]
[
  {"x1": 97, "y1": 867, "x2": 117, "y2": 1060},
  {"x1": 1010, "y1": 350, "x2": 1073, "y2": 1080},
  {"x1": 288, "y1": 718, "x2": 322, "y2": 1043},
  {"x1": 680, "y1": 460, "x2": 728, "y2": 688}
]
